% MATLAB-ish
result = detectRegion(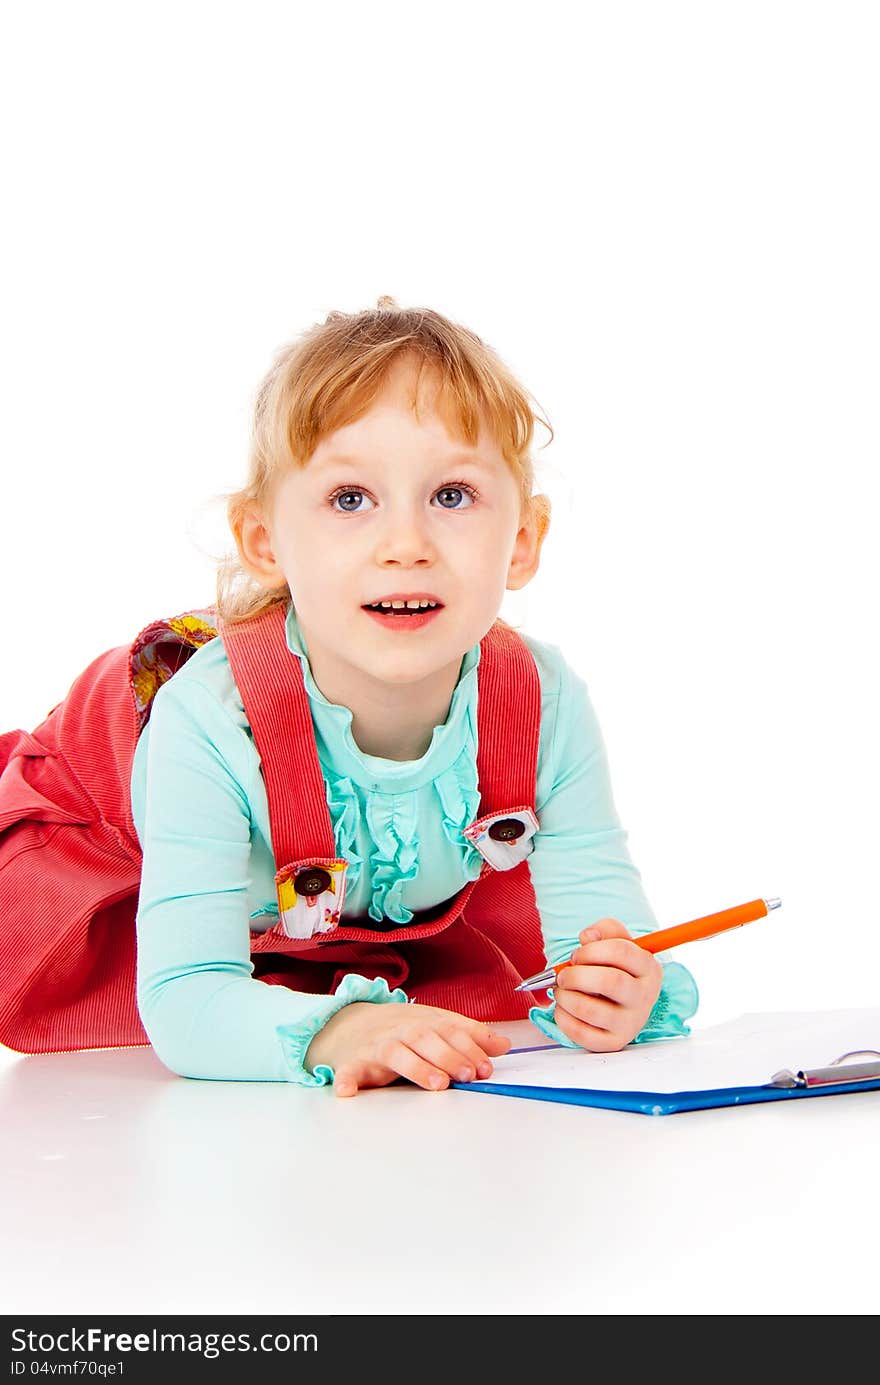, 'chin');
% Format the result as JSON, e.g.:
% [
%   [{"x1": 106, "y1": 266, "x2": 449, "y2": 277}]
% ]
[{"x1": 364, "y1": 655, "x2": 440, "y2": 684}]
